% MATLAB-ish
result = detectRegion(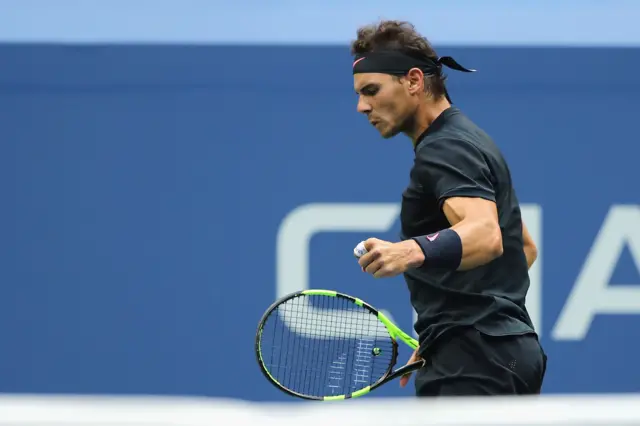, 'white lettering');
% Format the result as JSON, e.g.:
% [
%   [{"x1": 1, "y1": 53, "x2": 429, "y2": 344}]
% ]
[
  {"x1": 277, "y1": 202, "x2": 640, "y2": 342},
  {"x1": 276, "y1": 203, "x2": 400, "y2": 336},
  {"x1": 552, "y1": 205, "x2": 640, "y2": 341}
]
